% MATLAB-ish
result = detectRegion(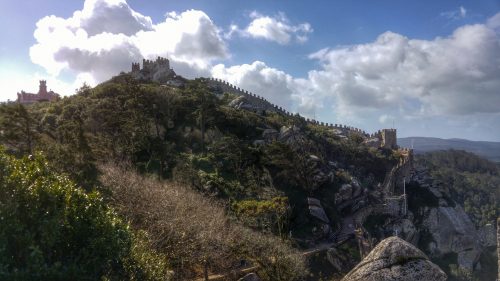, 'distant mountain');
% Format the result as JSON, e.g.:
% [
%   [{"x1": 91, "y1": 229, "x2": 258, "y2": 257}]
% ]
[{"x1": 398, "y1": 137, "x2": 500, "y2": 162}]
